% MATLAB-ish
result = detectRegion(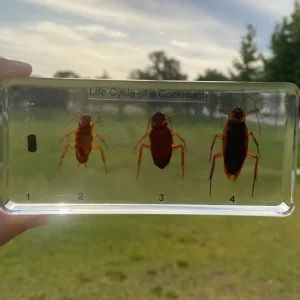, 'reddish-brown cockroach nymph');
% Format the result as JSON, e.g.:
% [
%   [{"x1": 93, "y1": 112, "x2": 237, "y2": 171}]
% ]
[
  {"x1": 133, "y1": 111, "x2": 187, "y2": 180},
  {"x1": 209, "y1": 97, "x2": 261, "y2": 197},
  {"x1": 58, "y1": 110, "x2": 108, "y2": 172}
]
